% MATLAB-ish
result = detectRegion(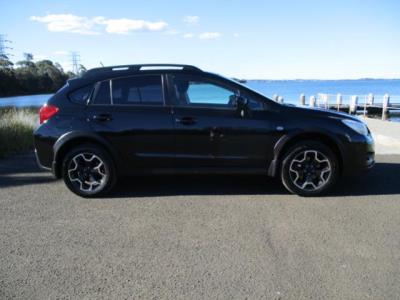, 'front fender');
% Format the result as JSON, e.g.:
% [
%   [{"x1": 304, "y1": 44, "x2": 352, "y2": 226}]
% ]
[{"x1": 267, "y1": 129, "x2": 346, "y2": 177}]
